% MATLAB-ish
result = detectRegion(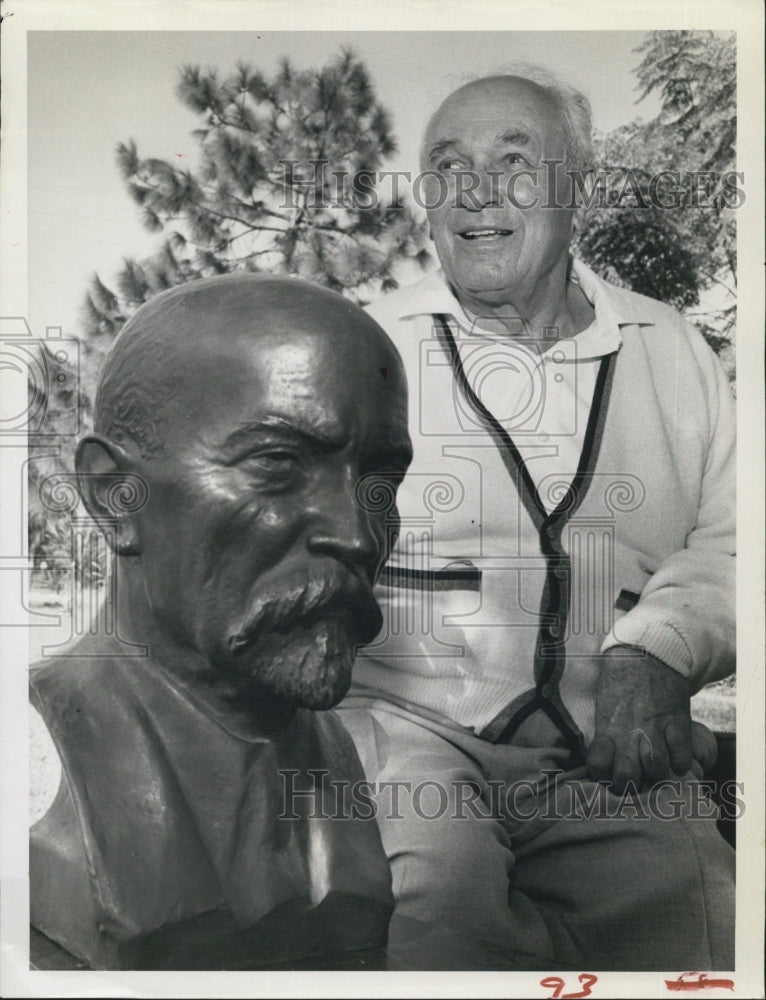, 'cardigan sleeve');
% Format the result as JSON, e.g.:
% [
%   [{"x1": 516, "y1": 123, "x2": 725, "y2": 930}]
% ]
[{"x1": 600, "y1": 323, "x2": 736, "y2": 694}]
